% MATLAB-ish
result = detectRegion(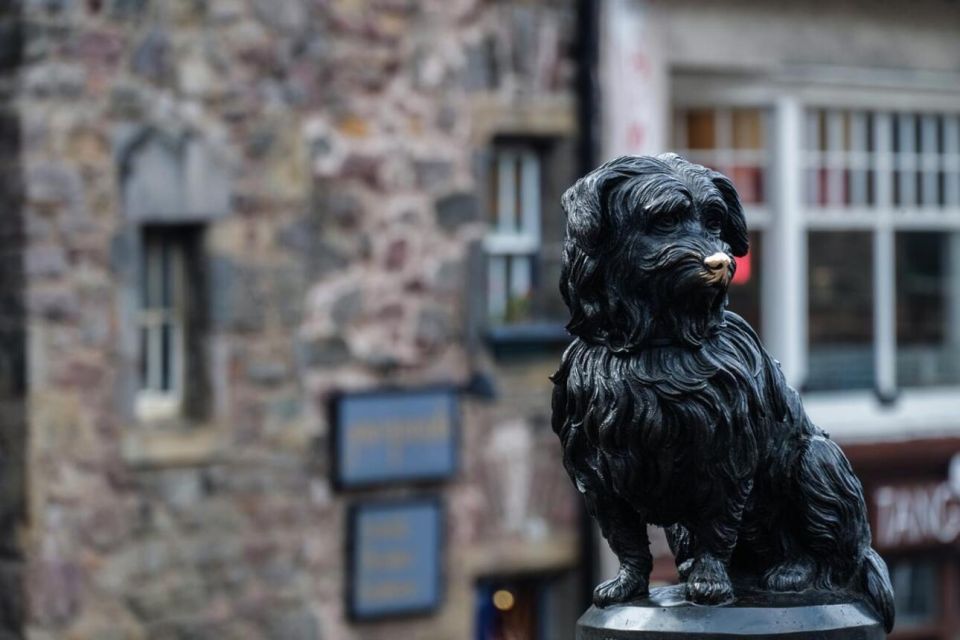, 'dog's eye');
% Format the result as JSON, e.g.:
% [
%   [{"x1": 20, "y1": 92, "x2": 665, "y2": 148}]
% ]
[
  {"x1": 705, "y1": 215, "x2": 722, "y2": 232},
  {"x1": 654, "y1": 213, "x2": 680, "y2": 233}
]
